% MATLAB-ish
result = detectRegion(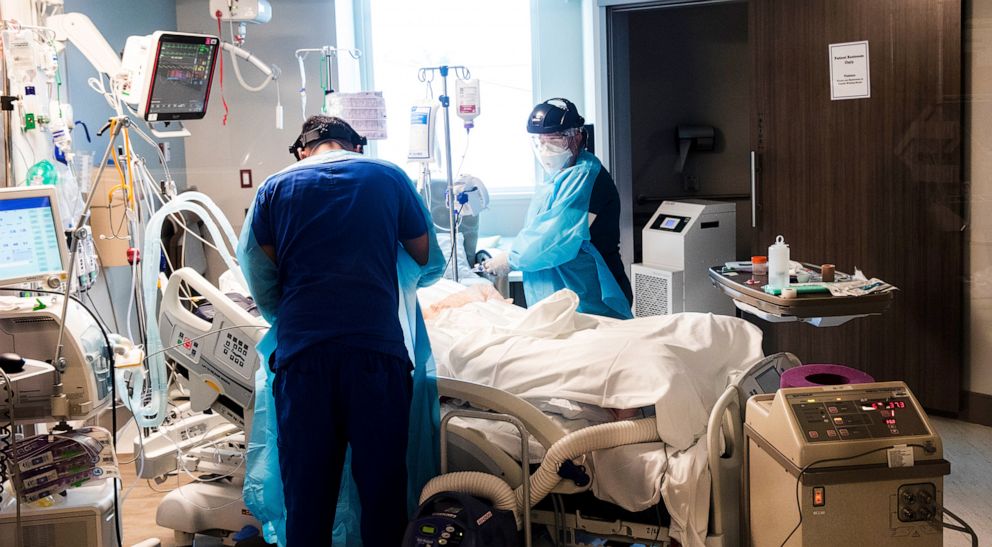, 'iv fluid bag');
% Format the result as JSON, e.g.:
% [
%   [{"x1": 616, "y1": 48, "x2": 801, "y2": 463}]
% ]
[{"x1": 408, "y1": 103, "x2": 437, "y2": 163}]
